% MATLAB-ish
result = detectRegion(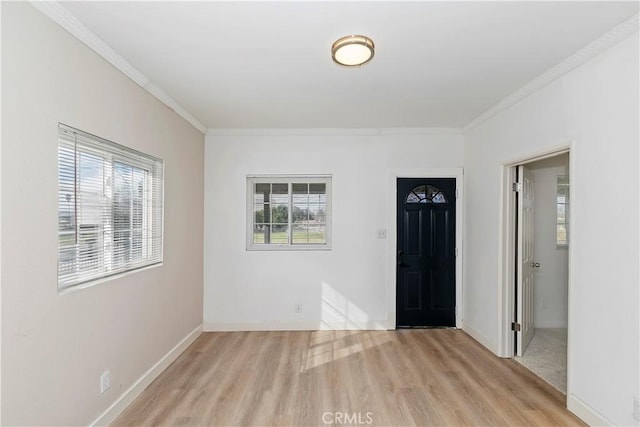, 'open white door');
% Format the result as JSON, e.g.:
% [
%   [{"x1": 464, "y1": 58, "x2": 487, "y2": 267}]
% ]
[{"x1": 516, "y1": 165, "x2": 536, "y2": 356}]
